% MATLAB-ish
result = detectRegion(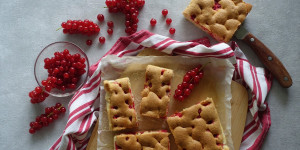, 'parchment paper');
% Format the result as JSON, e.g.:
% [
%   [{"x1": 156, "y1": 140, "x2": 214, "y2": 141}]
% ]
[{"x1": 97, "y1": 55, "x2": 235, "y2": 150}]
